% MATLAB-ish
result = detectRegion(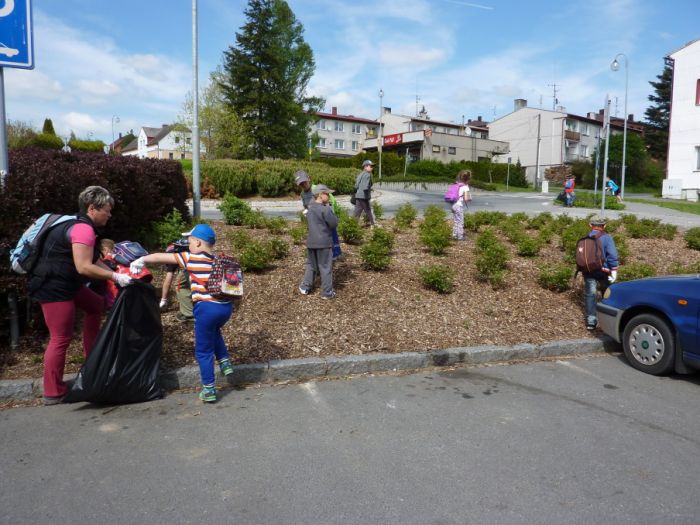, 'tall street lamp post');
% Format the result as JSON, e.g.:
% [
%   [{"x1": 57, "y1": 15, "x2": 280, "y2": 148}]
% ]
[
  {"x1": 378, "y1": 89, "x2": 384, "y2": 181},
  {"x1": 611, "y1": 53, "x2": 628, "y2": 200},
  {"x1": 111, "y1": 115, "x2": 119, "y2": 154}
]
